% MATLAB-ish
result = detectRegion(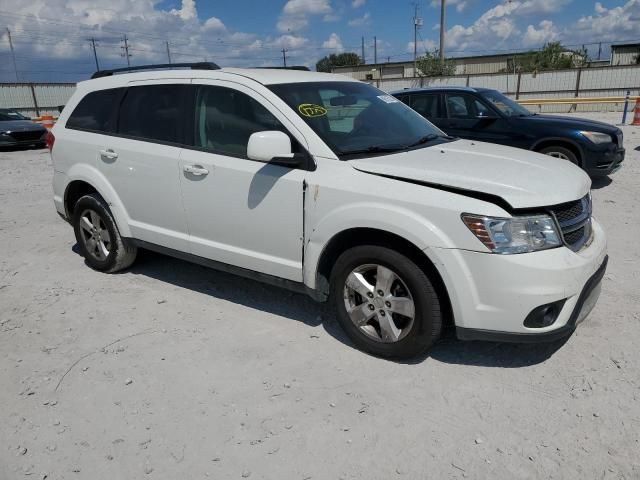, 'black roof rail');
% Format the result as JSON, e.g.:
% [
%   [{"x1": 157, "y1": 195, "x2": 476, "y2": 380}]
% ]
[
  {"x1": 253, "y1": 66, "x2": 310, "y2": 71},
  {"x1": 91, "y1": 62, "x2": 221, "y2": 79}
]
